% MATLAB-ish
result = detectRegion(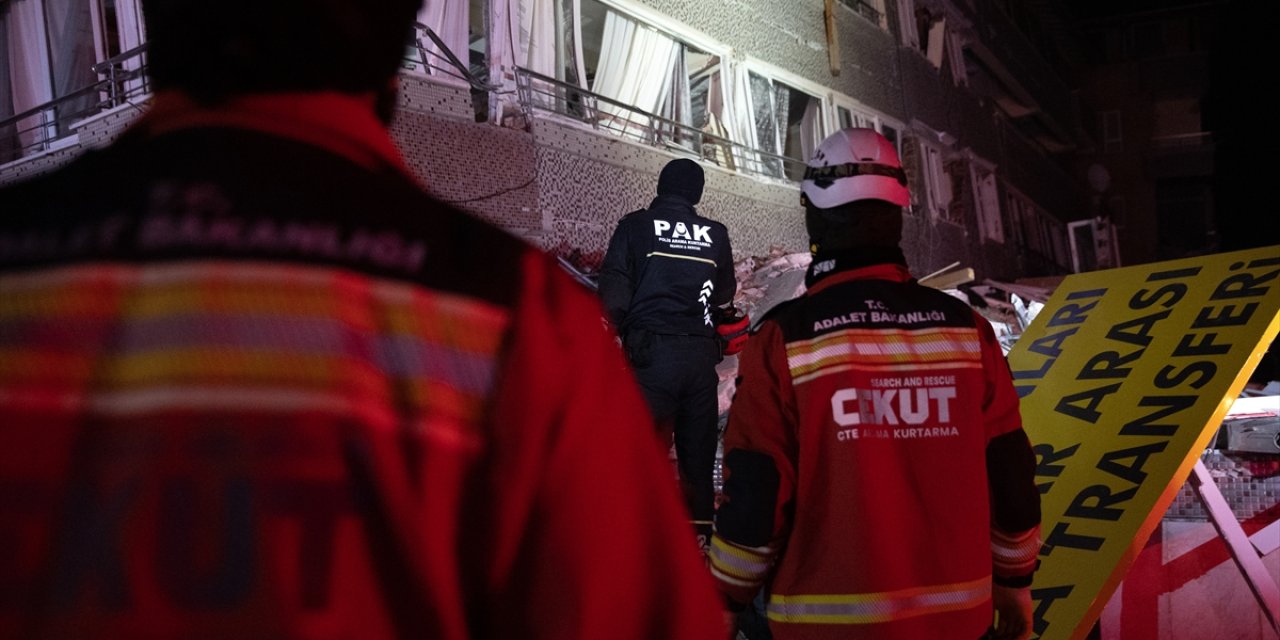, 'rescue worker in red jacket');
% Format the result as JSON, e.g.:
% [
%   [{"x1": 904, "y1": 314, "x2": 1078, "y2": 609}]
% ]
[
  {"x1": 709, "y1": 128, "x2": 1041, "y2": 640},
  {"x1": 0, "y1": 1, "x2": 724, "y2": 638}
]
